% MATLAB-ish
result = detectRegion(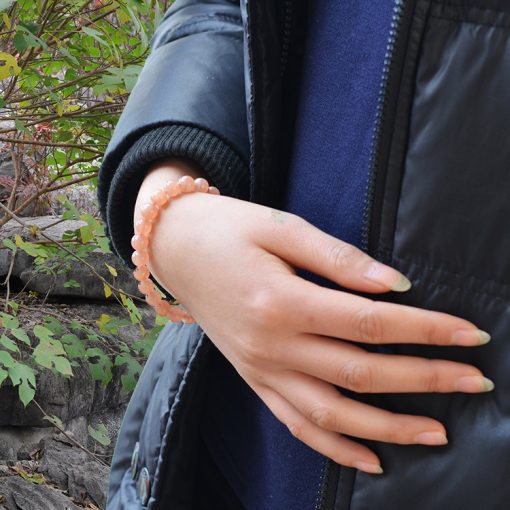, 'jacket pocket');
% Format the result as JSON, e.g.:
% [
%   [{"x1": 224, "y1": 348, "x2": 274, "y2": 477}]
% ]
[{"x1": 377, "y1": 0, "x2": 510, "y2": 294}]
